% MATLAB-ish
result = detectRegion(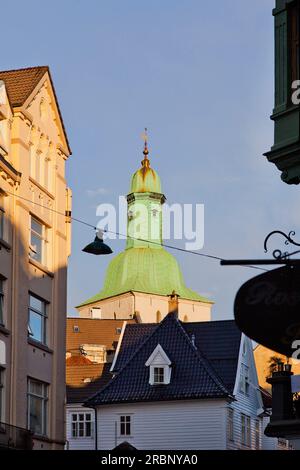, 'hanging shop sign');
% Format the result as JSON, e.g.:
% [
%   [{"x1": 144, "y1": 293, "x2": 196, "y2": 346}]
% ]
[{"x1": 234, "y1": 265, "x2": 300, "y2": 357}]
